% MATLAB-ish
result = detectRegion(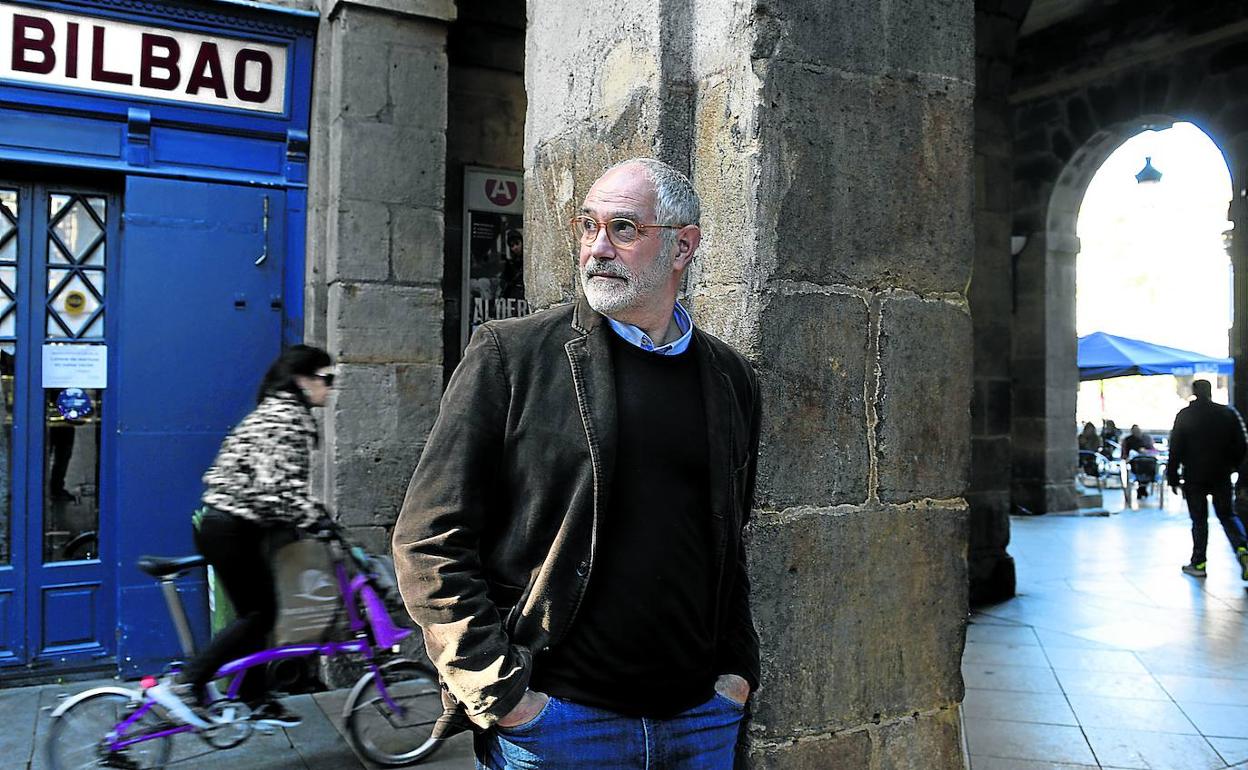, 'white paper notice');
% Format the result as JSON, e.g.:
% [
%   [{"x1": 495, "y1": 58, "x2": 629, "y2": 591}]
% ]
[{"x1": 42, "y1": 345, "x2": 108, "y2": 389}]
